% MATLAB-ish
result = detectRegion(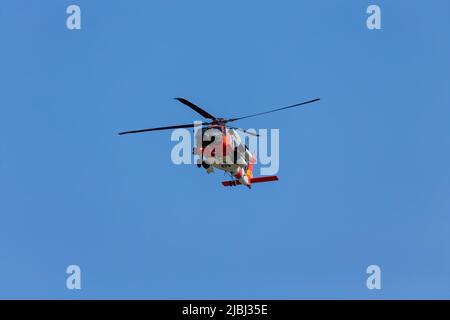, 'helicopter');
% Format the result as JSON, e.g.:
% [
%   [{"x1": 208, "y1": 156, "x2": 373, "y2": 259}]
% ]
[{"x1": 119, "y1": 97, "x2": 320, "y2": 188}]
